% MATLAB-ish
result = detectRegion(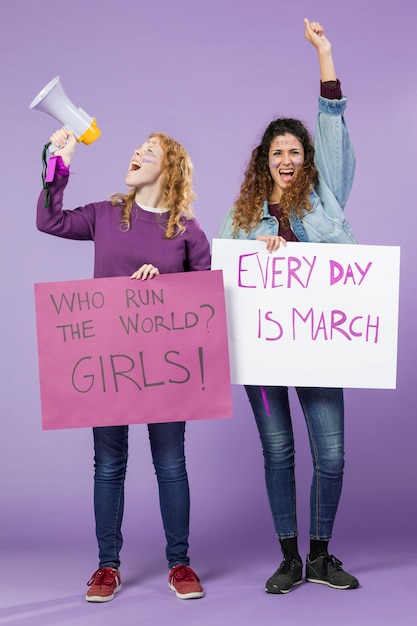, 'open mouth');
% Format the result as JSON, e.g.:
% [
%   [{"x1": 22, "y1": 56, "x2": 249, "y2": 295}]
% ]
[
  {"x1": 129, "y1": 160, "x2": 141, "y2": 171},
  {"x1": 279, "y1": 169, "x2": 294, "y2": 182}
]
